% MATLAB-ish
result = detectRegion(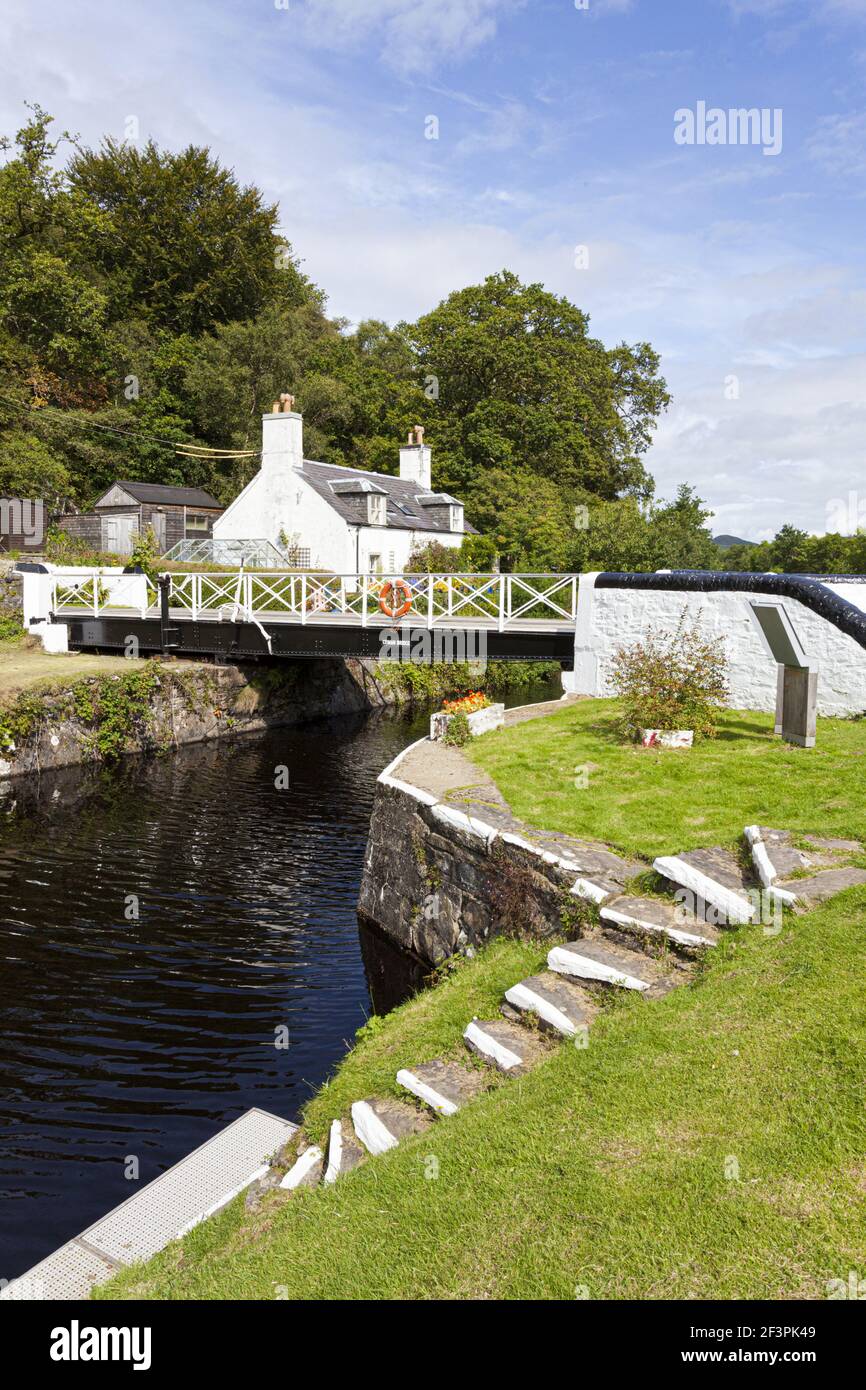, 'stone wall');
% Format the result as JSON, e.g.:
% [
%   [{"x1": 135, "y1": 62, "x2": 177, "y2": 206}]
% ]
[
  {"x1": 0, "y1": 657, "x2": 393, "y2": 781},
  {"x1": 358, "y1": 713, "x2": 601, "y2": 968},
  {"x1": 0, "y1": 557, "x2": 23, "y2": 618},
  {"x1": 358, "y1": 780, "x2": 575, "y2": 967}
]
